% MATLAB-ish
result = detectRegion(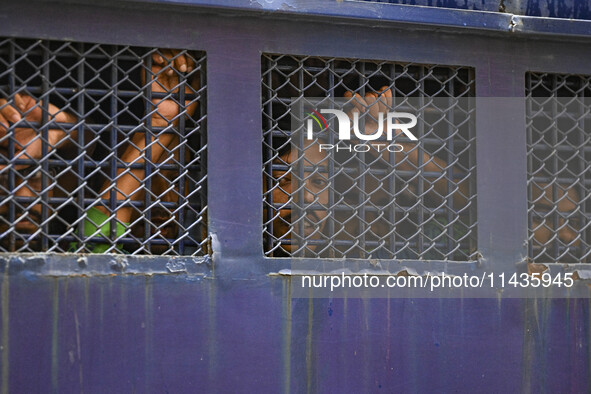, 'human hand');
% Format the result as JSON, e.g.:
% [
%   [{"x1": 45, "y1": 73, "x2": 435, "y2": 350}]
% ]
[
  {"x1": 0, "y1": 93, "x2": 76, "y2": 165},
  {"x1": 344, "y1": 86, "x2": 392, "y2": 137},
  {"x1": 107, "y1": 50, "x2": 201, "y2": 220},
  {"x1": 344, "y1": 87, "x2": 468, "y2": 205},
  {"x1": 144, "y1": 49, "x2": 200, "y2": 128}
]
